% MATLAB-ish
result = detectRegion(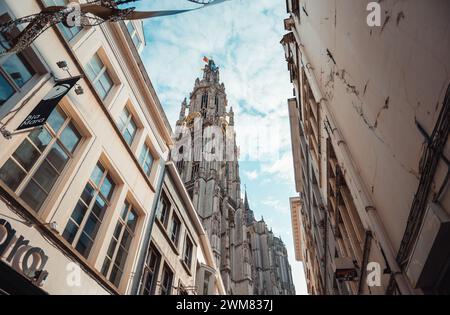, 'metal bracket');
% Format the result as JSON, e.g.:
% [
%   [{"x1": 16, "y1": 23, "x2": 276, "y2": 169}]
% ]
[
  {"x1": 0, "y1": 126, "x2": 12, "y2": 140},
  {"x1": 1, "y1": 126, "x2": 44, "y2": 140}
]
